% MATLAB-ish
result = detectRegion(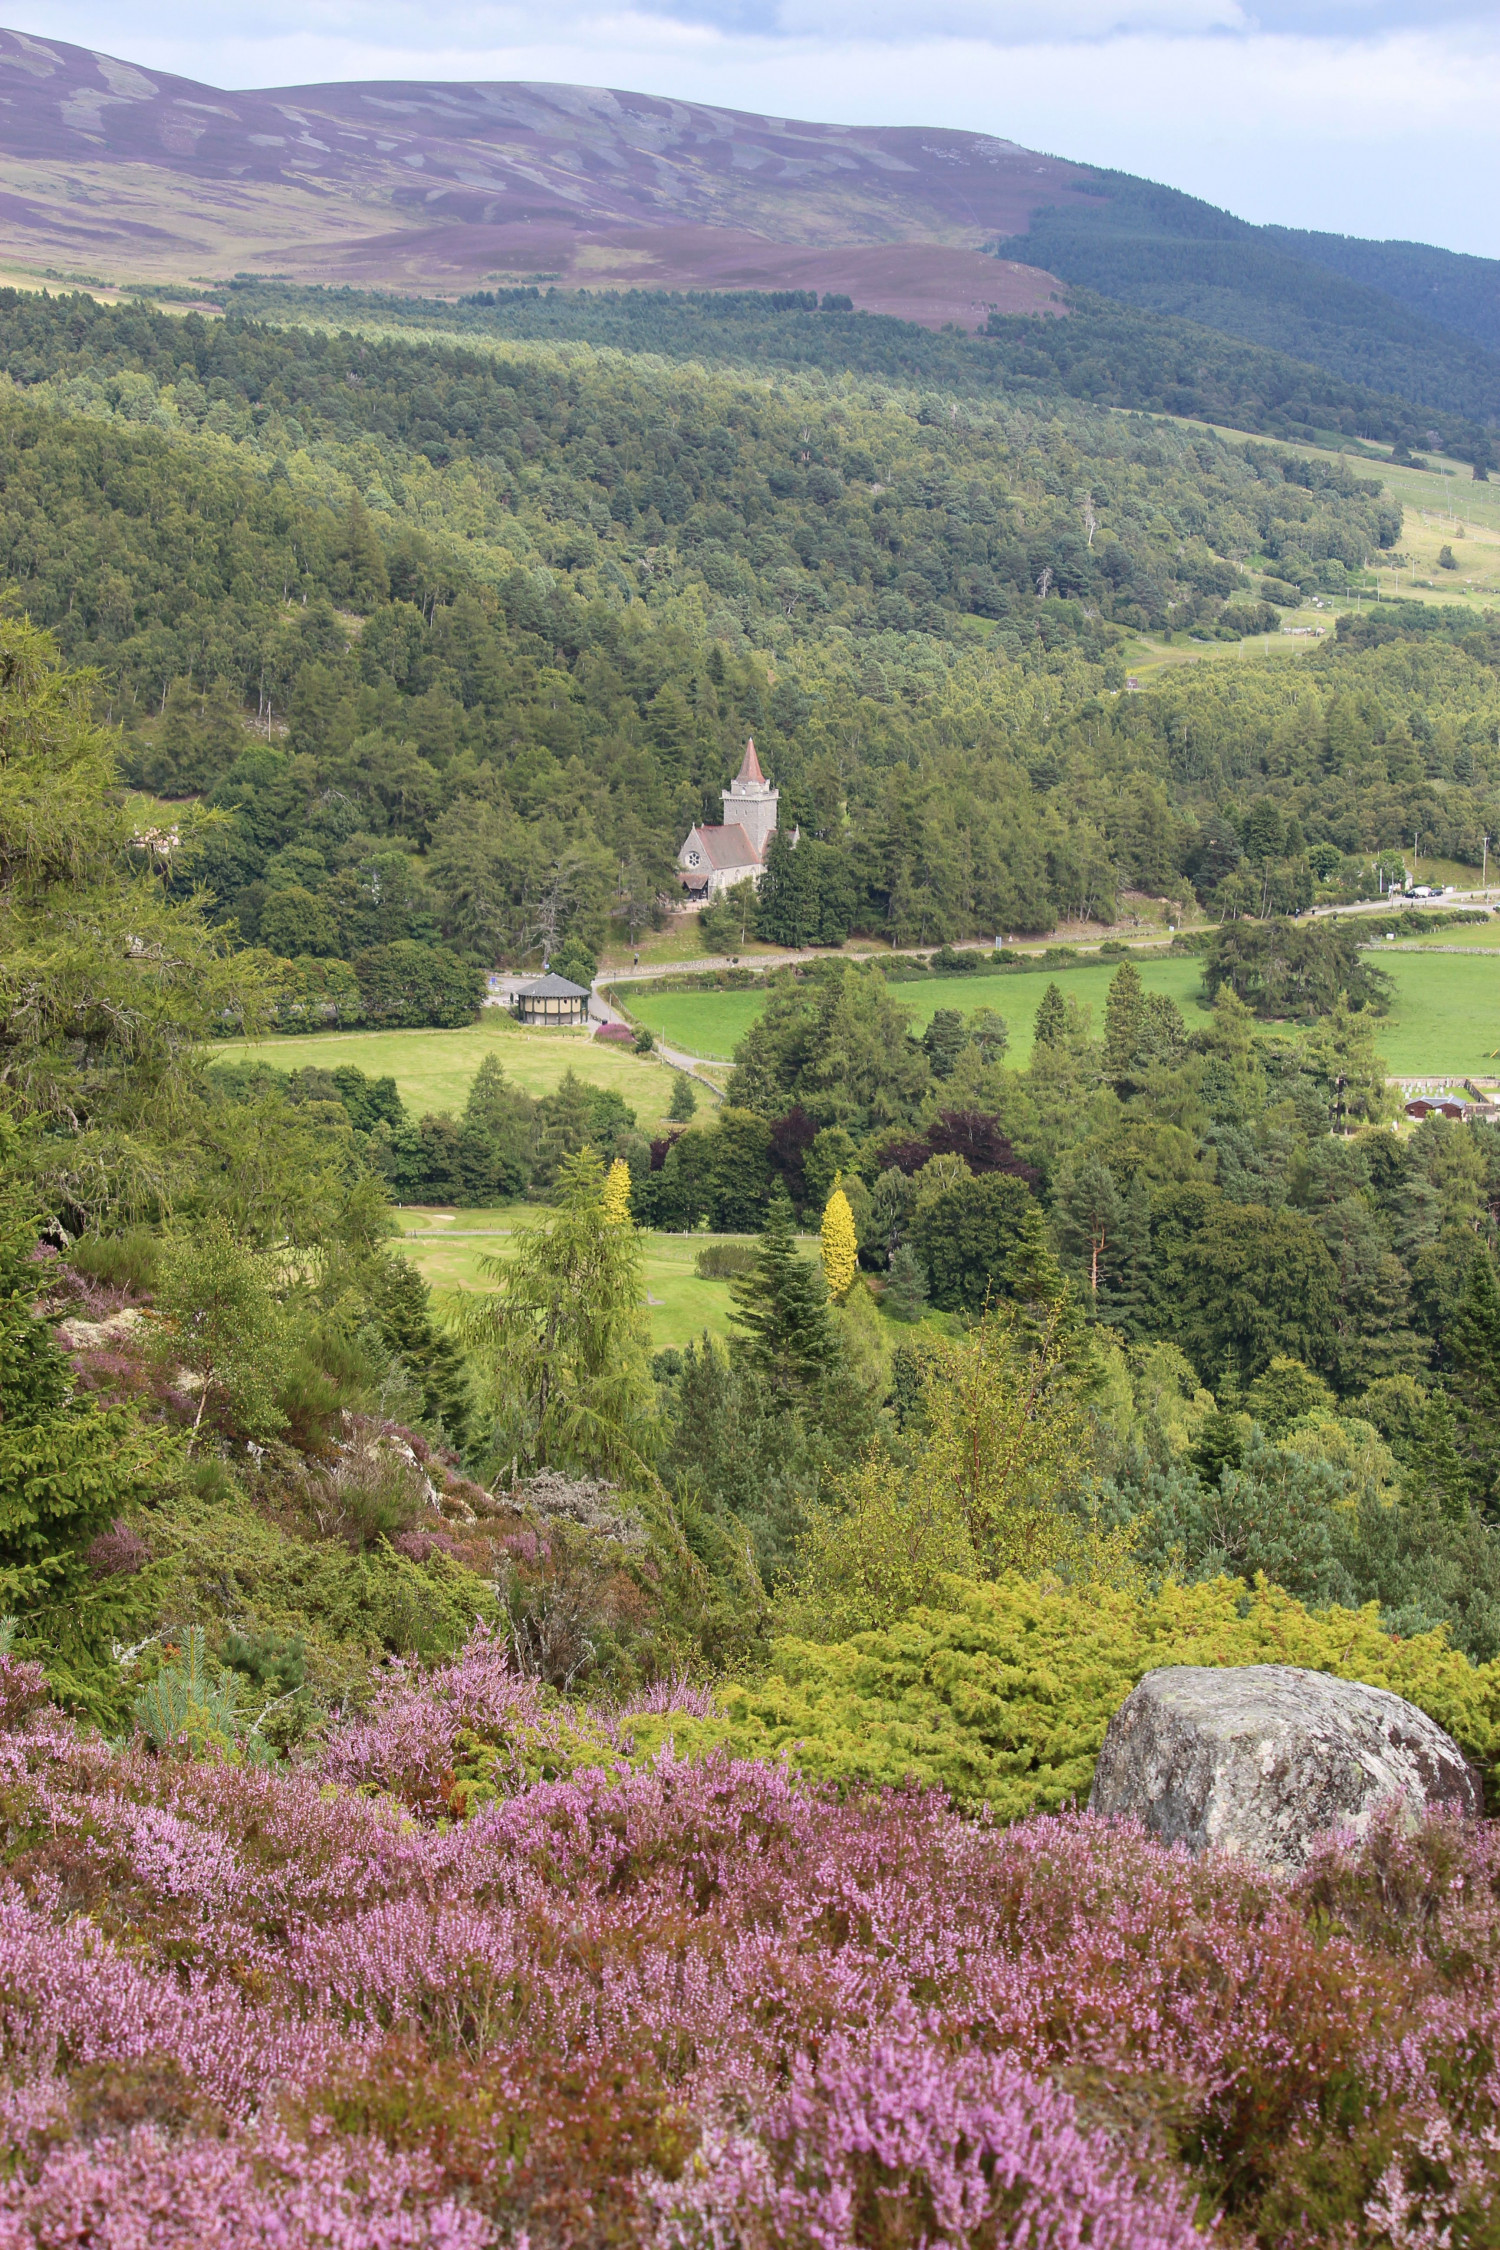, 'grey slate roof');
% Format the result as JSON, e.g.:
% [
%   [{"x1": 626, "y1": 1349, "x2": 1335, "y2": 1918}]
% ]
[{"x1": 519, "y1": 972, "x2": 591, "y2": 998}]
